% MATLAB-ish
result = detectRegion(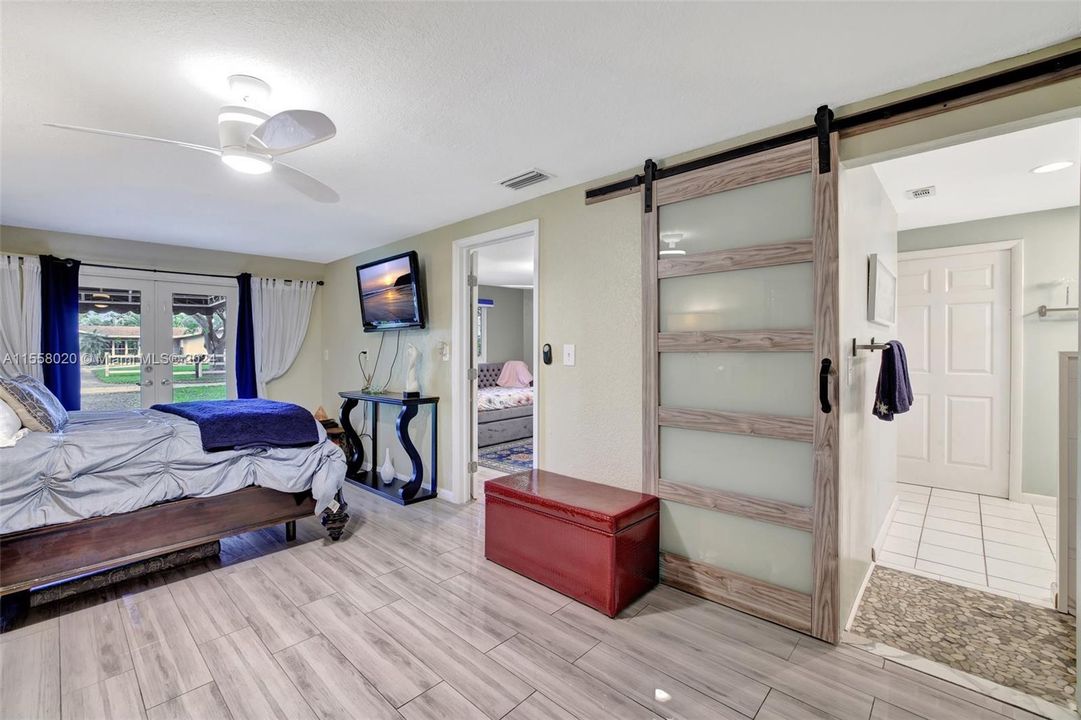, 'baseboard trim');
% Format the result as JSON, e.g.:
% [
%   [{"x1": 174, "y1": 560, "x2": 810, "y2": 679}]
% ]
[
  {"x1": 871, "y1": 496, "x2": 900, "y2": 563},
  {"x1": 1021, "y1": 492, "x2": 1056, "y2": 507},
  {"x1": 845, "y1": 561, "x2": 876, "y2": 632}
]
